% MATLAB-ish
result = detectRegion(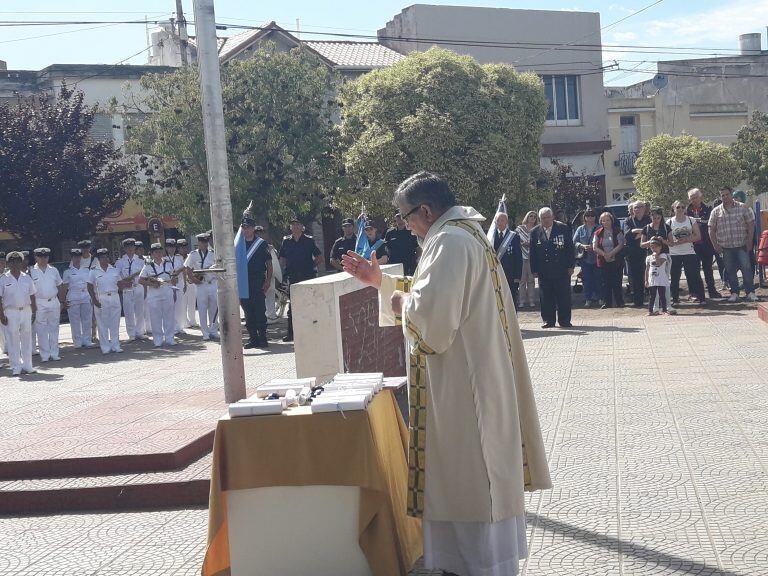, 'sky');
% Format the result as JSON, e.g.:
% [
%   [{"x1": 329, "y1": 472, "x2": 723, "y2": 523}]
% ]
[{"x1": 1, "y1": 0, "x2": 766, "y2": 86}]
